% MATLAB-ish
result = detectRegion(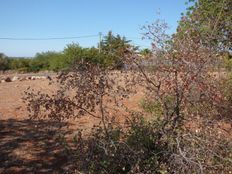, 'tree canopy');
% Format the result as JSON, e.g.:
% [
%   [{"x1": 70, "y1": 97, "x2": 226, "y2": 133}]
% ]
[
  {"x1": 100, "y1": 31, "x2": 137, "y2": 68},
  {"x1": 0, "y1": 53, "x2": 9, "y2": 71},
  {"x1": 178, "y1": 0, "x2": 232, "y2": 51}
]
